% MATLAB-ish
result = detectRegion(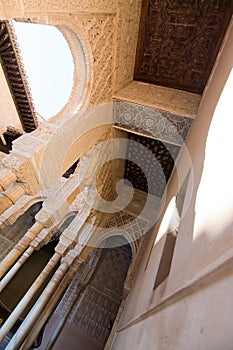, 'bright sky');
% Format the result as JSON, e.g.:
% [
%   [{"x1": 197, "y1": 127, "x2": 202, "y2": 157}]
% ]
[{"x1": 12, "y1": 21, "x2": 74, "y2": 120}]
